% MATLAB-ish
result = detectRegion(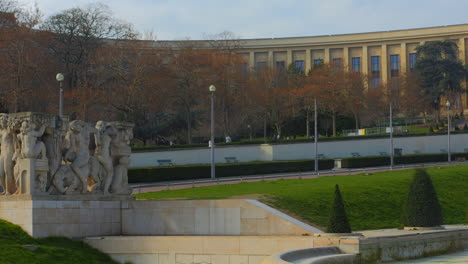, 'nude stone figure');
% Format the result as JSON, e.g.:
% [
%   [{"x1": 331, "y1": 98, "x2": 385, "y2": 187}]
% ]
[
  {"x1": 0, "y1": 114, "x2": 15, "y2": 195},
  {"x1": 63, "y1": 120, "x2": 97, "y2": 193},
  {"x1": 95, "y1": 121, "x2": 116, "y2": 195},
  {"x1": 18, "y1": 121, "x2": 46, "y2": 159}
]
